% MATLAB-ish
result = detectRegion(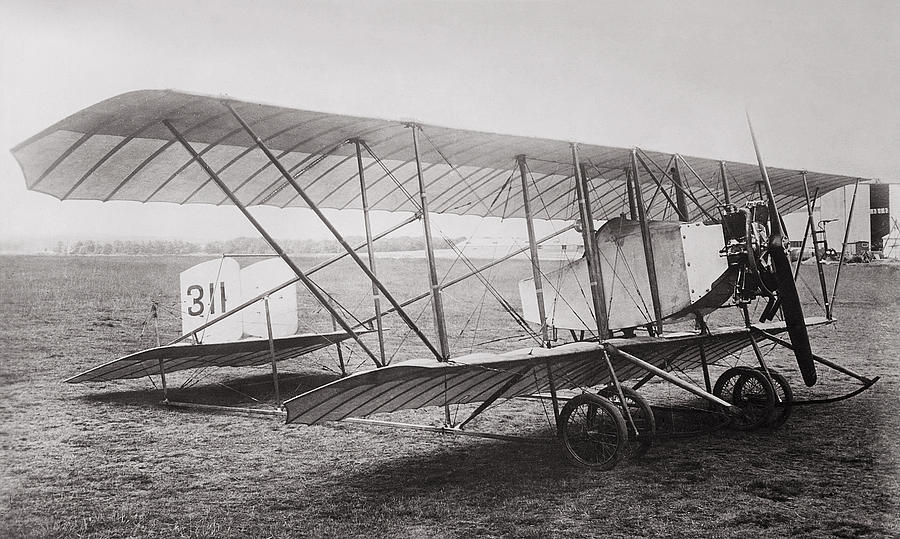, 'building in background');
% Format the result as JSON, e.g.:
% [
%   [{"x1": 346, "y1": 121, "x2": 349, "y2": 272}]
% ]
[{"x1": 784, "y1": 182, "x2": 900, "y2": 258}]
